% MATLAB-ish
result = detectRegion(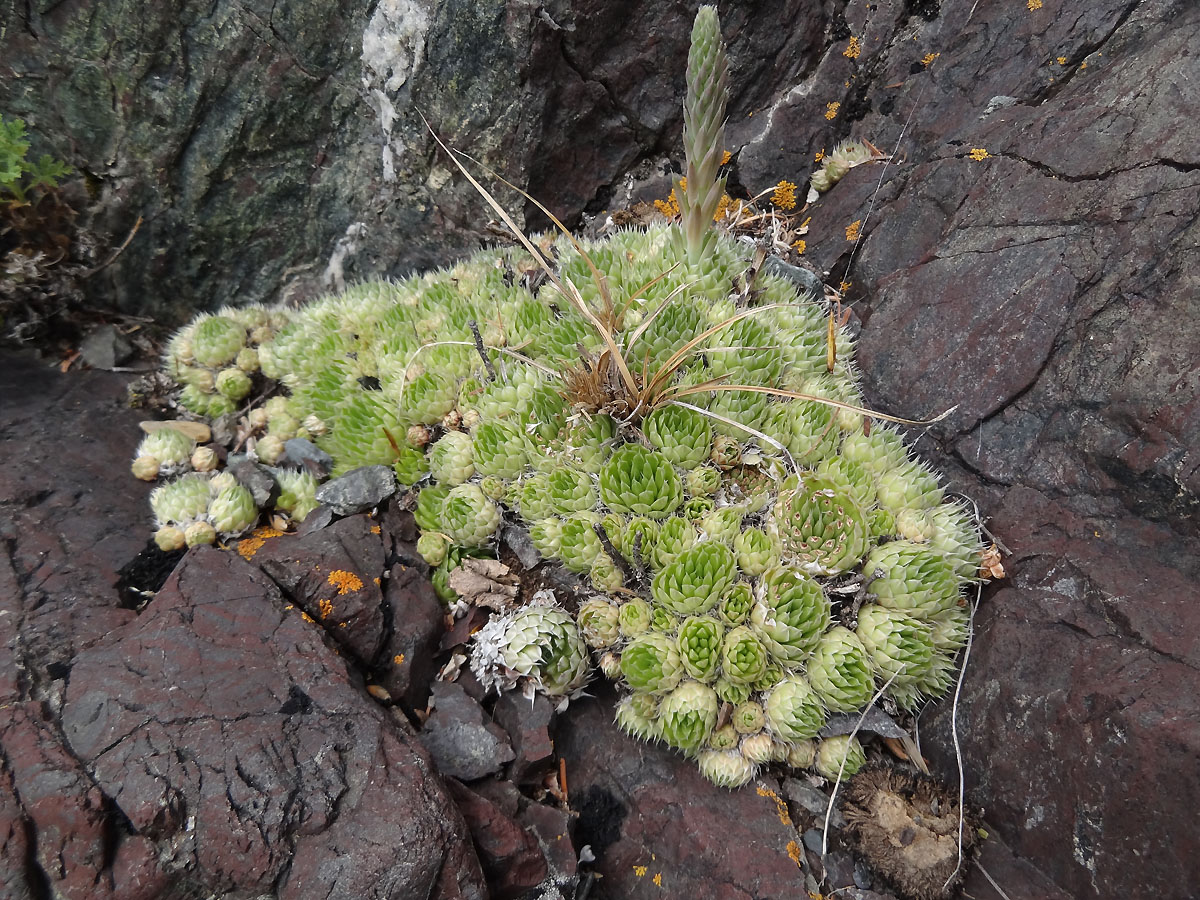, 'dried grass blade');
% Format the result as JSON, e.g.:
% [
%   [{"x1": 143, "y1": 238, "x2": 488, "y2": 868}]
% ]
[{"x1": 662, "y1": 382, "x2": 956, "y2": 427}]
